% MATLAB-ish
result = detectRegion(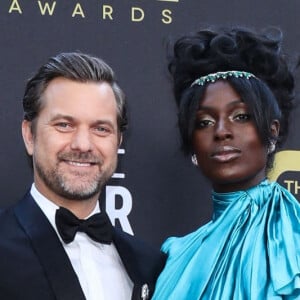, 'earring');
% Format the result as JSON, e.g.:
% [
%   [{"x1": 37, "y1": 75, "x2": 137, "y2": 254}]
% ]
[
  {"x1": 267, "y1": 141, "x2": 276, "y2": 154},
  {"x1": 191, "y1": 154, "x2": 198, "y2": 166}
]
